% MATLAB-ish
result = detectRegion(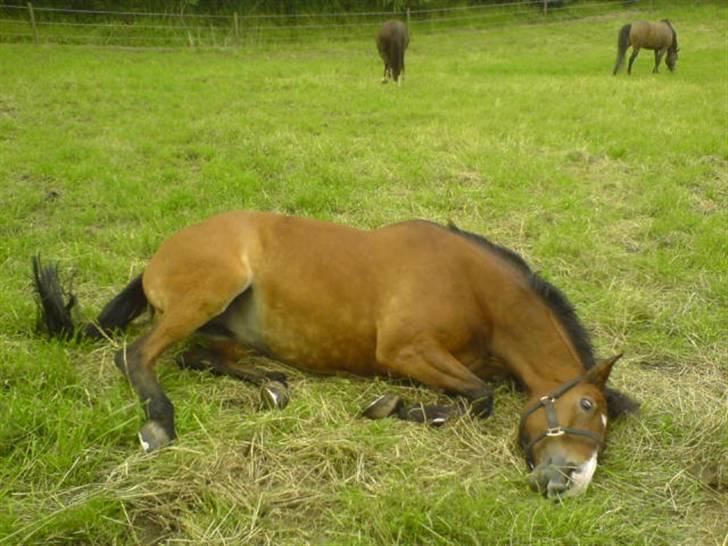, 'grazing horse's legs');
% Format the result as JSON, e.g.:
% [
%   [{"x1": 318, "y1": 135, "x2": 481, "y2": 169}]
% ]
[
  {"x1": 628, "y1": 47, "x2": 640, "y2": 75},
  {"x1": 653, "y1": 48, "x2": 666, "y2": 73}
]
